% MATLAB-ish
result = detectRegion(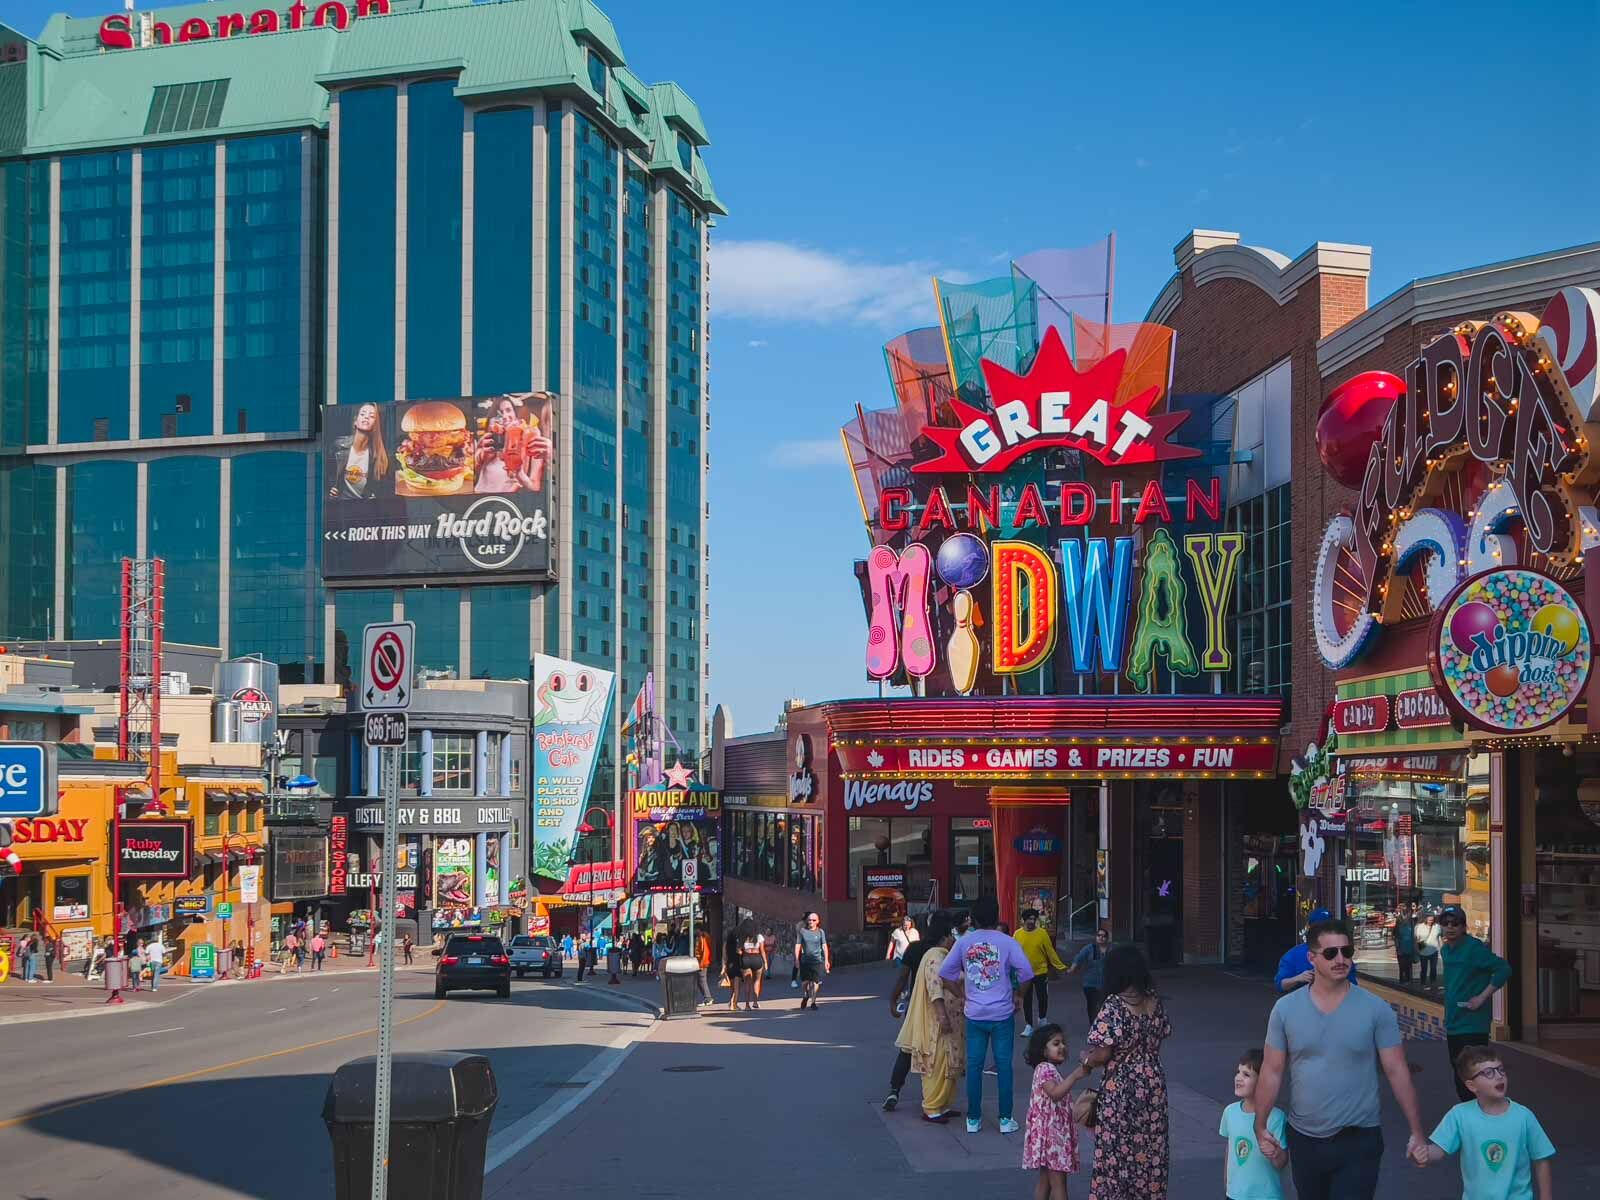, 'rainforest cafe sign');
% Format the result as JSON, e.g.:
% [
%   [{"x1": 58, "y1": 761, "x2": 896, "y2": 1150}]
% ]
[
  {"x1": 98, "y1": 0, "x2": 388, "y2": 48},
  {"x1": 1314, "y1": 287, "x2": 1600, "y2": 669}
]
